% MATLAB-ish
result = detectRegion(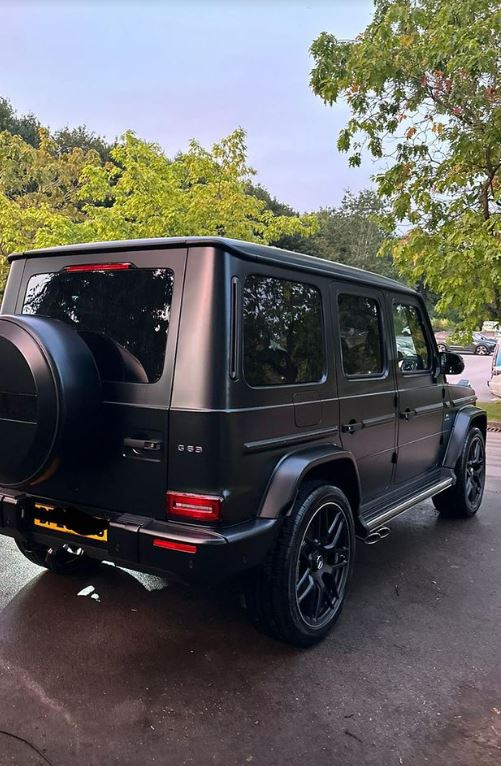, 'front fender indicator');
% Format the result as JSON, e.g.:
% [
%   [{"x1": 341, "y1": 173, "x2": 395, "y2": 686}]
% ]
[{"x1": 166, "y1": 492, "x2": 222, "y2": 522}]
